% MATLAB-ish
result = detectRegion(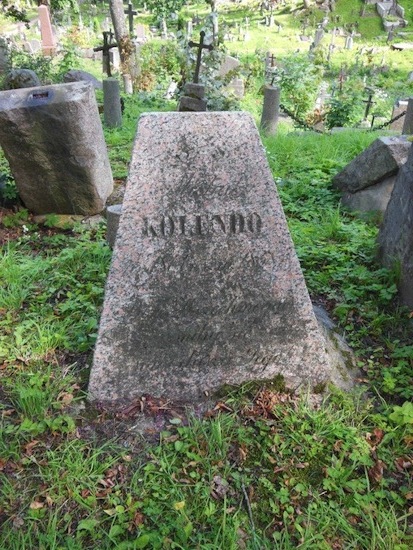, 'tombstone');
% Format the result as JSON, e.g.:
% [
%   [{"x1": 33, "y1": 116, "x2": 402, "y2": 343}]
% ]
[
  {"x1": 3, "y1": 69, "x2": 41, "y2": 90},
  {"x1": 88, "y1": 112, "x2": 352, "y2": 406},
  {"x1": 313, "y1": 26, "x2": 325, "y2": 47},
  {"x1": 38, "y1": 5, "x2": 57, "y2": 56},
  {"x1": 94, "y1": 31, "x2": 118, "y2": 77},
  {"x1": 378, "y1": 145, "x2": 413, "y2": 307},
  {"x1": 29, "y1": 39, "x2": 42, "y2": 53},
  {"x1": 0, "y1": 82, "x2": 113, "y2": 215},
  {"x1": 260, "y1": 85, "x2": 280, "y2": 135},
  {"x1": 103, "y1": 78, "x2": 122, "y2": 128},
  {"x1": 135, "y1": 24, "x2": 147, "y2": 44},
  {"x1": 179, "y1": 31, "x2": 213, "y2": 112},
  {"x1": 186, "y1": 20, "x2": 193, "y2": 39},
  {"x1": 390, "y1": 99, "x2": 408, "y2": 132},
  {"x1": 109, "y1": 48, "x2": 121, "y2": 72},
  {"x1": 63, "y1": 69, "x2": 103, "y2": 90},
  {"x1": 333, "y1": 136, "x2": 411, "y2": 215},
  {"x1": 23, "y1": 41, "x2": 34, "y2": 54},
  {"x1": 345, "y1": 34, "x2": 354, "y2": 49},
  {"x1": 229, "y1": 78, "x2": 245, "y2": 99},
  {"x1": 0, "y1": 38, "x2": 9, "y2": 75},
  {"x1": 402, "y1": 97, "x2": 413, "y2": 134},
  {"x1": 106, "y1": 204, "x2": 122, "y2": 248},
  {"x1": 218, "y1": 55, "x2": 240, "y2": 79},
  {"x1": 164, "y1": 81, "x2": 178, "y2": 99}
]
